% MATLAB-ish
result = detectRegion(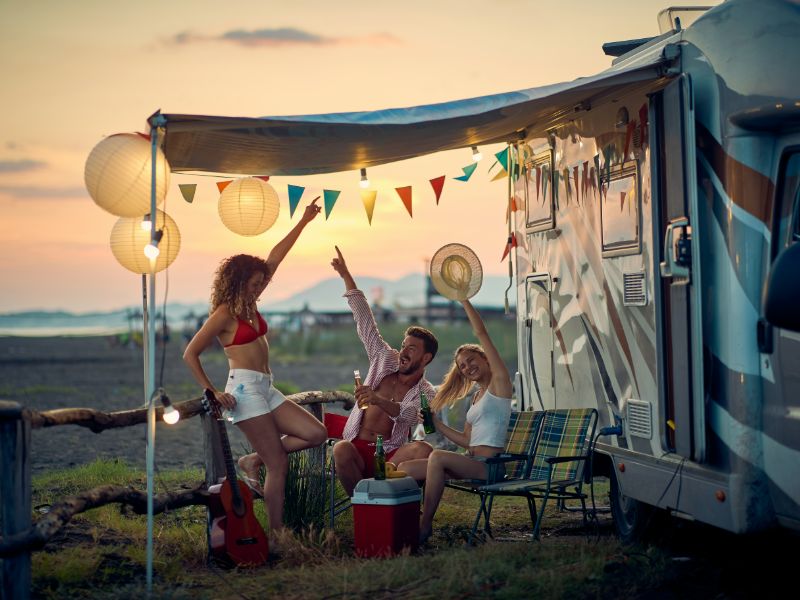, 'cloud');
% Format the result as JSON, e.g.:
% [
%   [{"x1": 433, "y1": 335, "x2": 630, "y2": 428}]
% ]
[
  {"x1": 0, "y1": 159, "x2": 46, "y2": 174},
  {"x1": 169, "y1": 27, "x2": 401, "y2": 48},
  {"x1": 0, "y1": 185, "x2": 86, "y2": 199}
]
